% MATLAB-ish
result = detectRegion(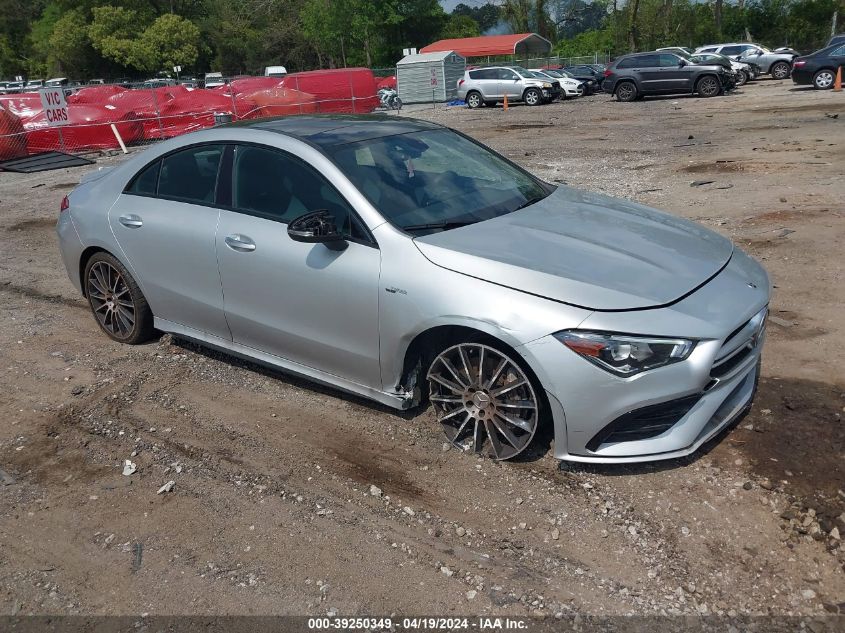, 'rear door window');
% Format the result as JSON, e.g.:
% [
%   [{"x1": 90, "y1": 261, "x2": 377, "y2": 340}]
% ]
[
  {"x1": 127, "y1": 161, "x2": 160, "y2": 196},
  {"x1": 720, "y1": 46, "x2": 743, "y2": 56},
  {"x1": 158, "y1": 145, "x2": 224, "y2": 204}
]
